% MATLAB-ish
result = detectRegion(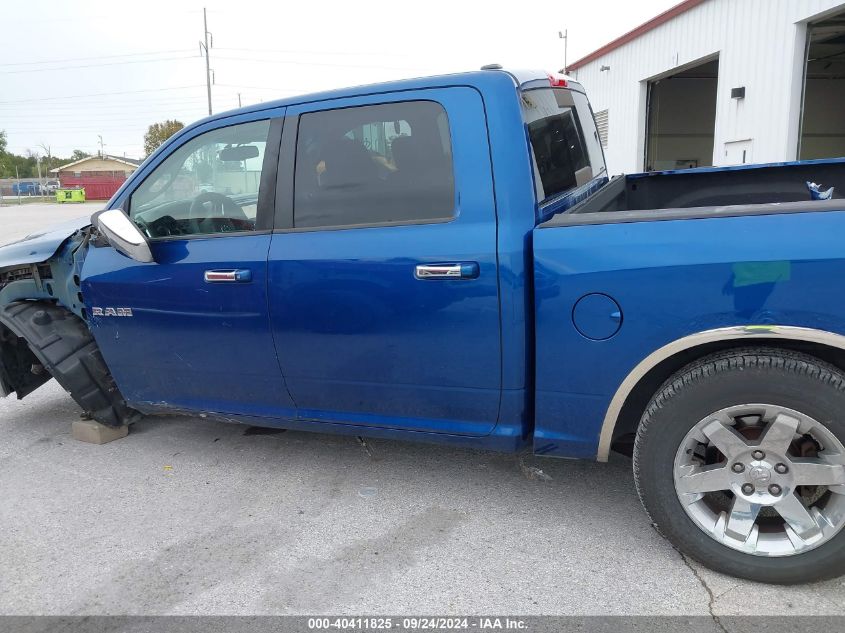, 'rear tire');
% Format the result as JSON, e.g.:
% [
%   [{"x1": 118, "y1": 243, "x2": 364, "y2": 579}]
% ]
[{"x1": 633, "y1": 347, "x2": 845, "y2": 584}]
